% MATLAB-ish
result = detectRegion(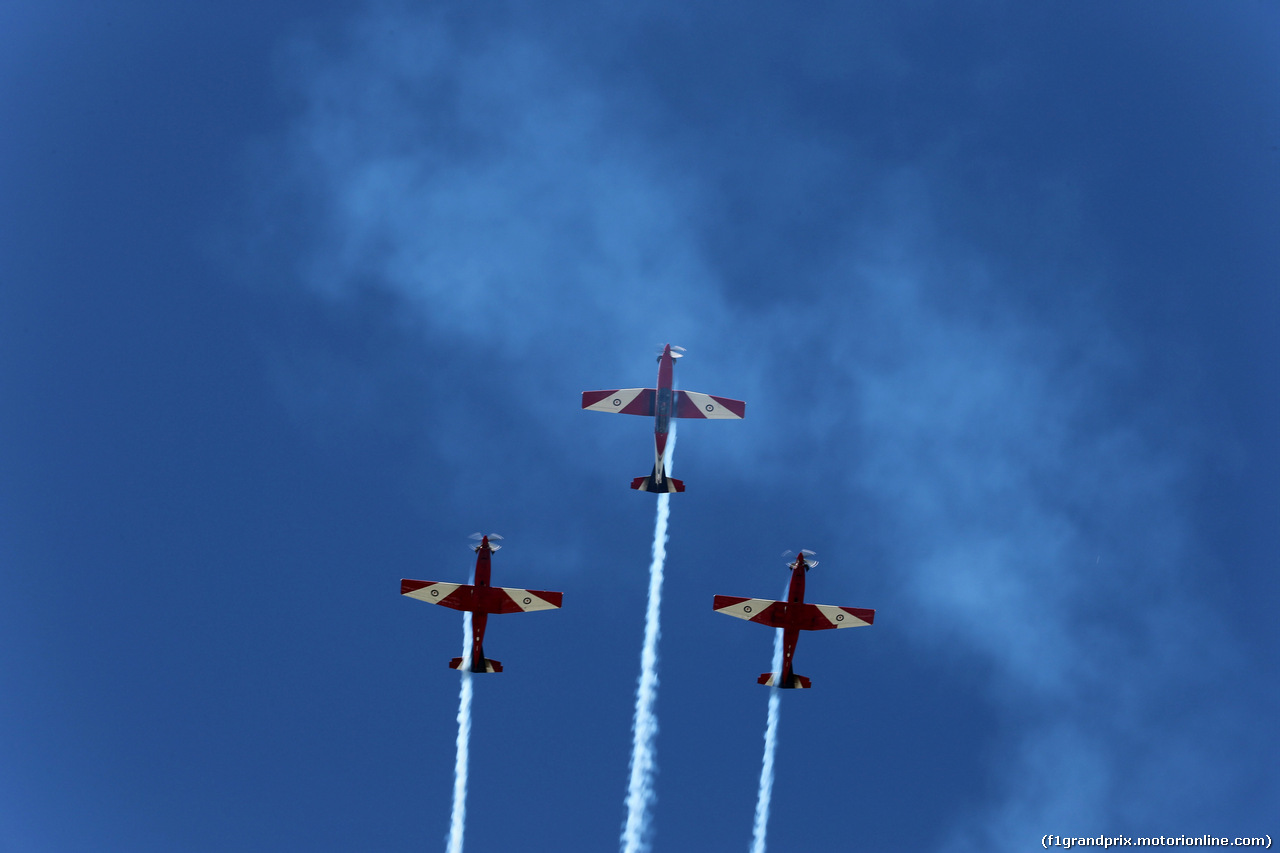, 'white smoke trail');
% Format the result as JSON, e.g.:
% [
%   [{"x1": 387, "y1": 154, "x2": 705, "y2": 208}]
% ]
[
  {"x1": 621, "y1": 424, "x2": 676, "y2": 853},
  {"x1": 749, "y1": 628, "x2": 785, "y2": 853},
  {"x1": 448, "y1": 611, "x2": 473, "y2": 853}
]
